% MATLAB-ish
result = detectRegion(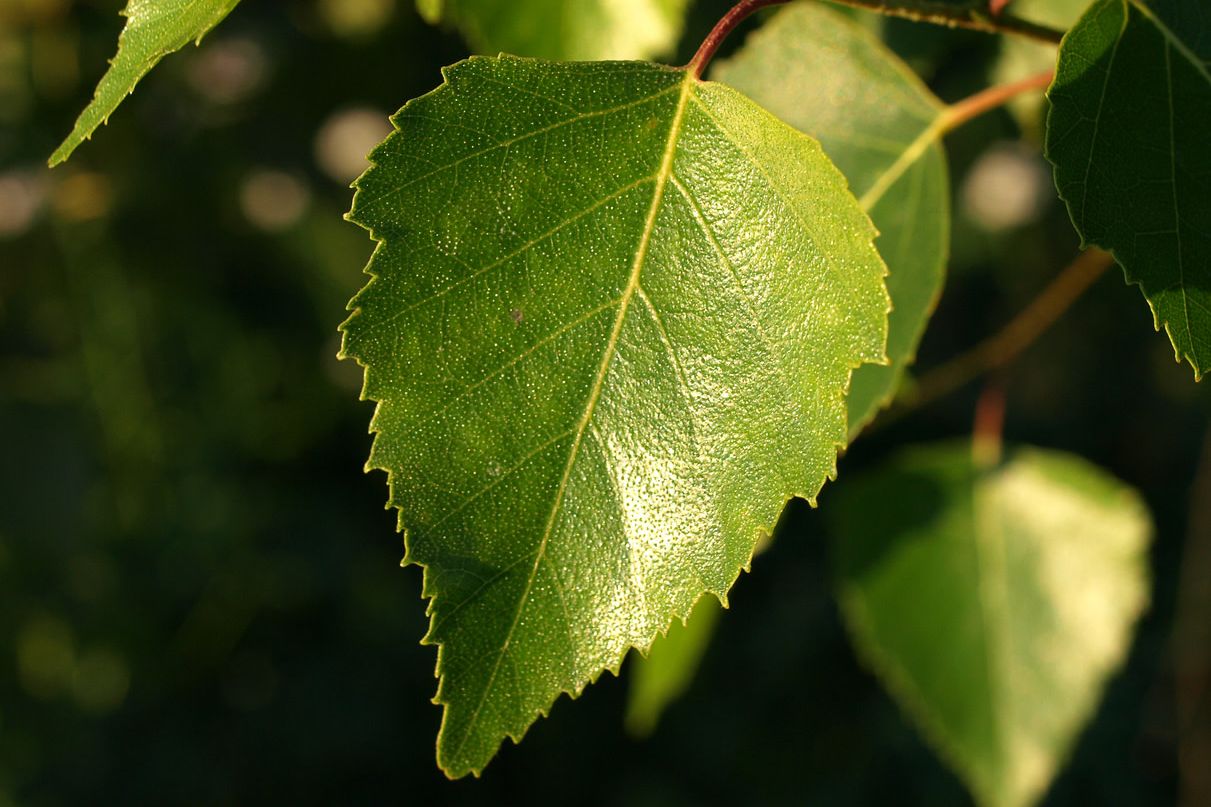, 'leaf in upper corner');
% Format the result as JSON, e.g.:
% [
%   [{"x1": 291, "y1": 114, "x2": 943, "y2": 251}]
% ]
[
  {"x1": 828, "y1": 442, "x2": 1151, "y2": 807},
  {"x1": 49, "y1": 0, "x2": 241, "y2": 167},
  {"x1": 416, "y1": 0, "x2": 690, "y2": 60},
  {"x1": 340, "y1": 56, "x2": 889, "y2": 777},
  {"x1": 715, "y1": 2, "x2": 950, "y2": 437},
  {"x1": 1046, "y1": 0, "x2": 1211, "y2": 379}
]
